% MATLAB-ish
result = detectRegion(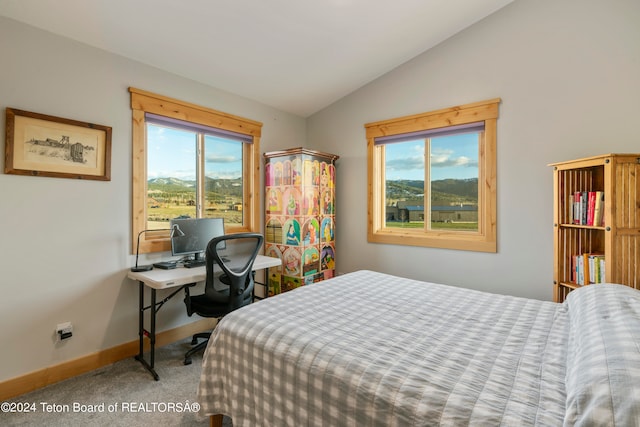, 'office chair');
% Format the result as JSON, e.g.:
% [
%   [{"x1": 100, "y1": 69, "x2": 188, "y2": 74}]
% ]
[{"x1": 183, "y1": 232, "x2": 263, "y2": 365}]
